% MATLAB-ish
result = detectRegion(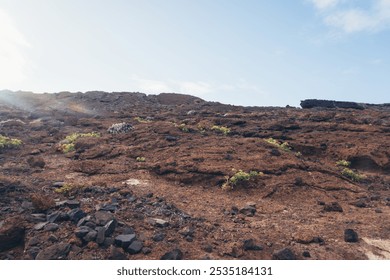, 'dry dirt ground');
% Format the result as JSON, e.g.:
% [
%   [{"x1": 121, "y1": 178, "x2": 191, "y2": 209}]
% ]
[{"x1": 0, "y1": 91, "x2": 389, "y2": 260}]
